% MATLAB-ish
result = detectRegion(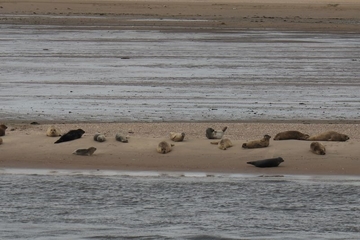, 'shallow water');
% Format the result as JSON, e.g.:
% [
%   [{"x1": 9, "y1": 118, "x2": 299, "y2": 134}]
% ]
[
  {"x1": 0, "y1": 169, "x2": 360, "y2": 239},
  {"x1": 0, "y1": 25, "x2": 360, "y2": 122}
]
